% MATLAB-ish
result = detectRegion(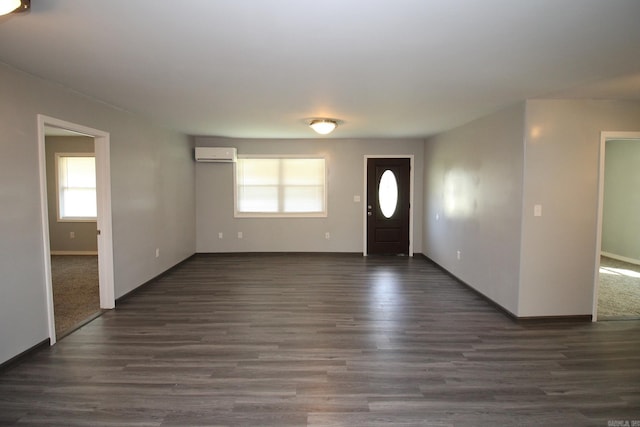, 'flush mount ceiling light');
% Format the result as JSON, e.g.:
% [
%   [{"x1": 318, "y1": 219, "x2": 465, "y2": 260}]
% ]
[
  {"x1": 309, "y1": 119, "x2": 338, "y2": 135},
  {"x1": 0, "y1": 0, "x2": 29, "y2": 16}
]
